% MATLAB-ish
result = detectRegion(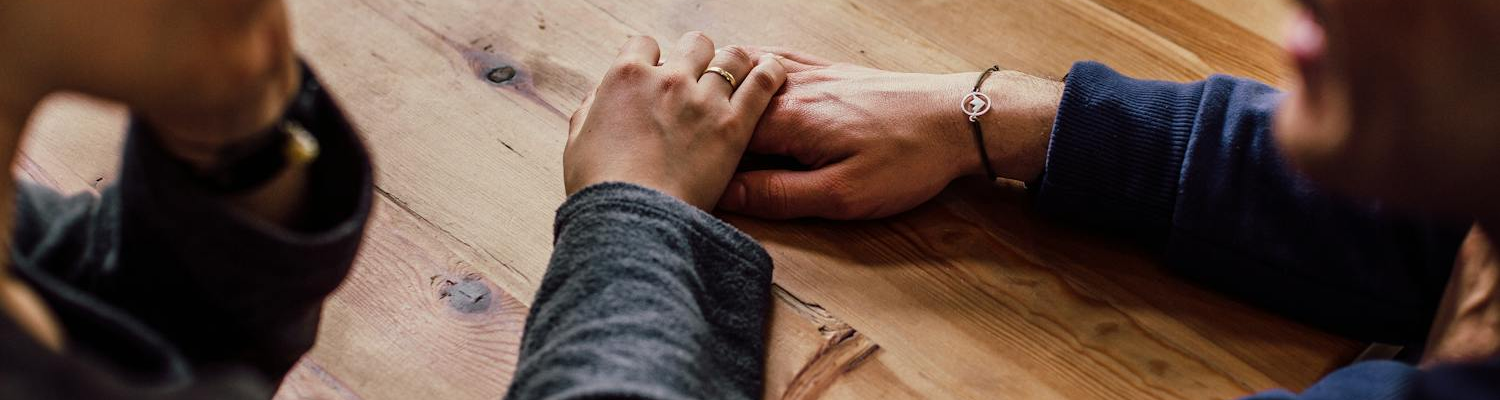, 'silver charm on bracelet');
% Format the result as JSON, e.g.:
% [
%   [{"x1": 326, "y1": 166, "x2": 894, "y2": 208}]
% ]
[{"x1": 962, "y1": 91, "x2": 992, "y2": 122}]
